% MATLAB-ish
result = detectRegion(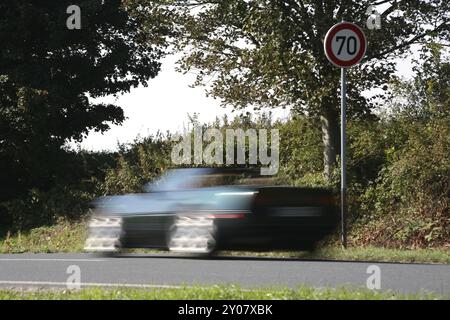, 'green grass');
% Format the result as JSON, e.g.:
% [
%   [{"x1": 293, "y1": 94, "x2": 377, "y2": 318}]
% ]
[
  {"x1": 0, "y1": 219, "x2": 87, "y2": 253},
  {"x1": 221, "y1": 246, "x2": 450, "y2": 264},
  {"x1": 303, "y1": 246, "x2": 450, "y2": 264},
  {"x1": 0, "y1": 220, "x2": 448, "y2": 264},
  {"x1": 0, "y1": 285, "x2": 445, "y2": 300}
]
